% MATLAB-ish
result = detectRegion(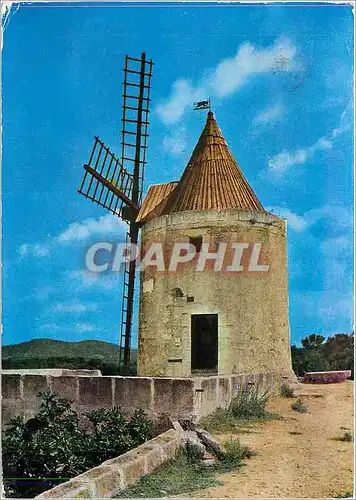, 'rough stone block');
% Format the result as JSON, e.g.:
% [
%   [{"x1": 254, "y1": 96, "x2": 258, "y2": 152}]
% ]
[
  {"x1": 22, "y1": 376, "x2": 49, "y2": 412},
  {"x1": 217, "y1": 377, "x2": 230, "y2": 408},
  {"x1": 186, "y1": 431, "x2": 206, "y2": 458},
  {"x1": 231, "y1": 375, "x2": 244, "y2": 397},
  {"x1": 79, "y1": 377, "x2": 112, "y2": 408},
  {"x1": 117, "y1": 455, "x2": 145, "y2": 487},
  {"x1": 2, "y1": 374, "x2": 21, "y2": 399},
  {"x1": 22, "y1": 375, "x2": 49, "y2": 400},
  {"x1": 161, "y1": 437, "x2": 184, "y2": 458},
  {"x1": 152, "y1": 413, "x2": 175, "y2": 436},
  {"x1": 35, "y1": 479, "x2": 95, "y2": 498},
  {"x1": 114, "y1": 377, "x2": 152, "y2": 413},
  {"x1": 2, "y1": 401, "x2": 24, "y2": 426},
  {"x1": 199, "y1": 378, "x2": 217, "y2": 417},
  {"x1": 256, "y1": 372, "x2": 265, "y2": 391},
  {"x1": 143, "y1": 446, "x2": 165, "y2": 474},
  {"x1": 50, "y1": 376, "x2": 79, "y2": 403},
  {"x1": 74, "y1": 466, "x2": 123, "y2": 497},
  {"x1": 153, "y1": 378, "x2": 194, "y2": 417}
]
